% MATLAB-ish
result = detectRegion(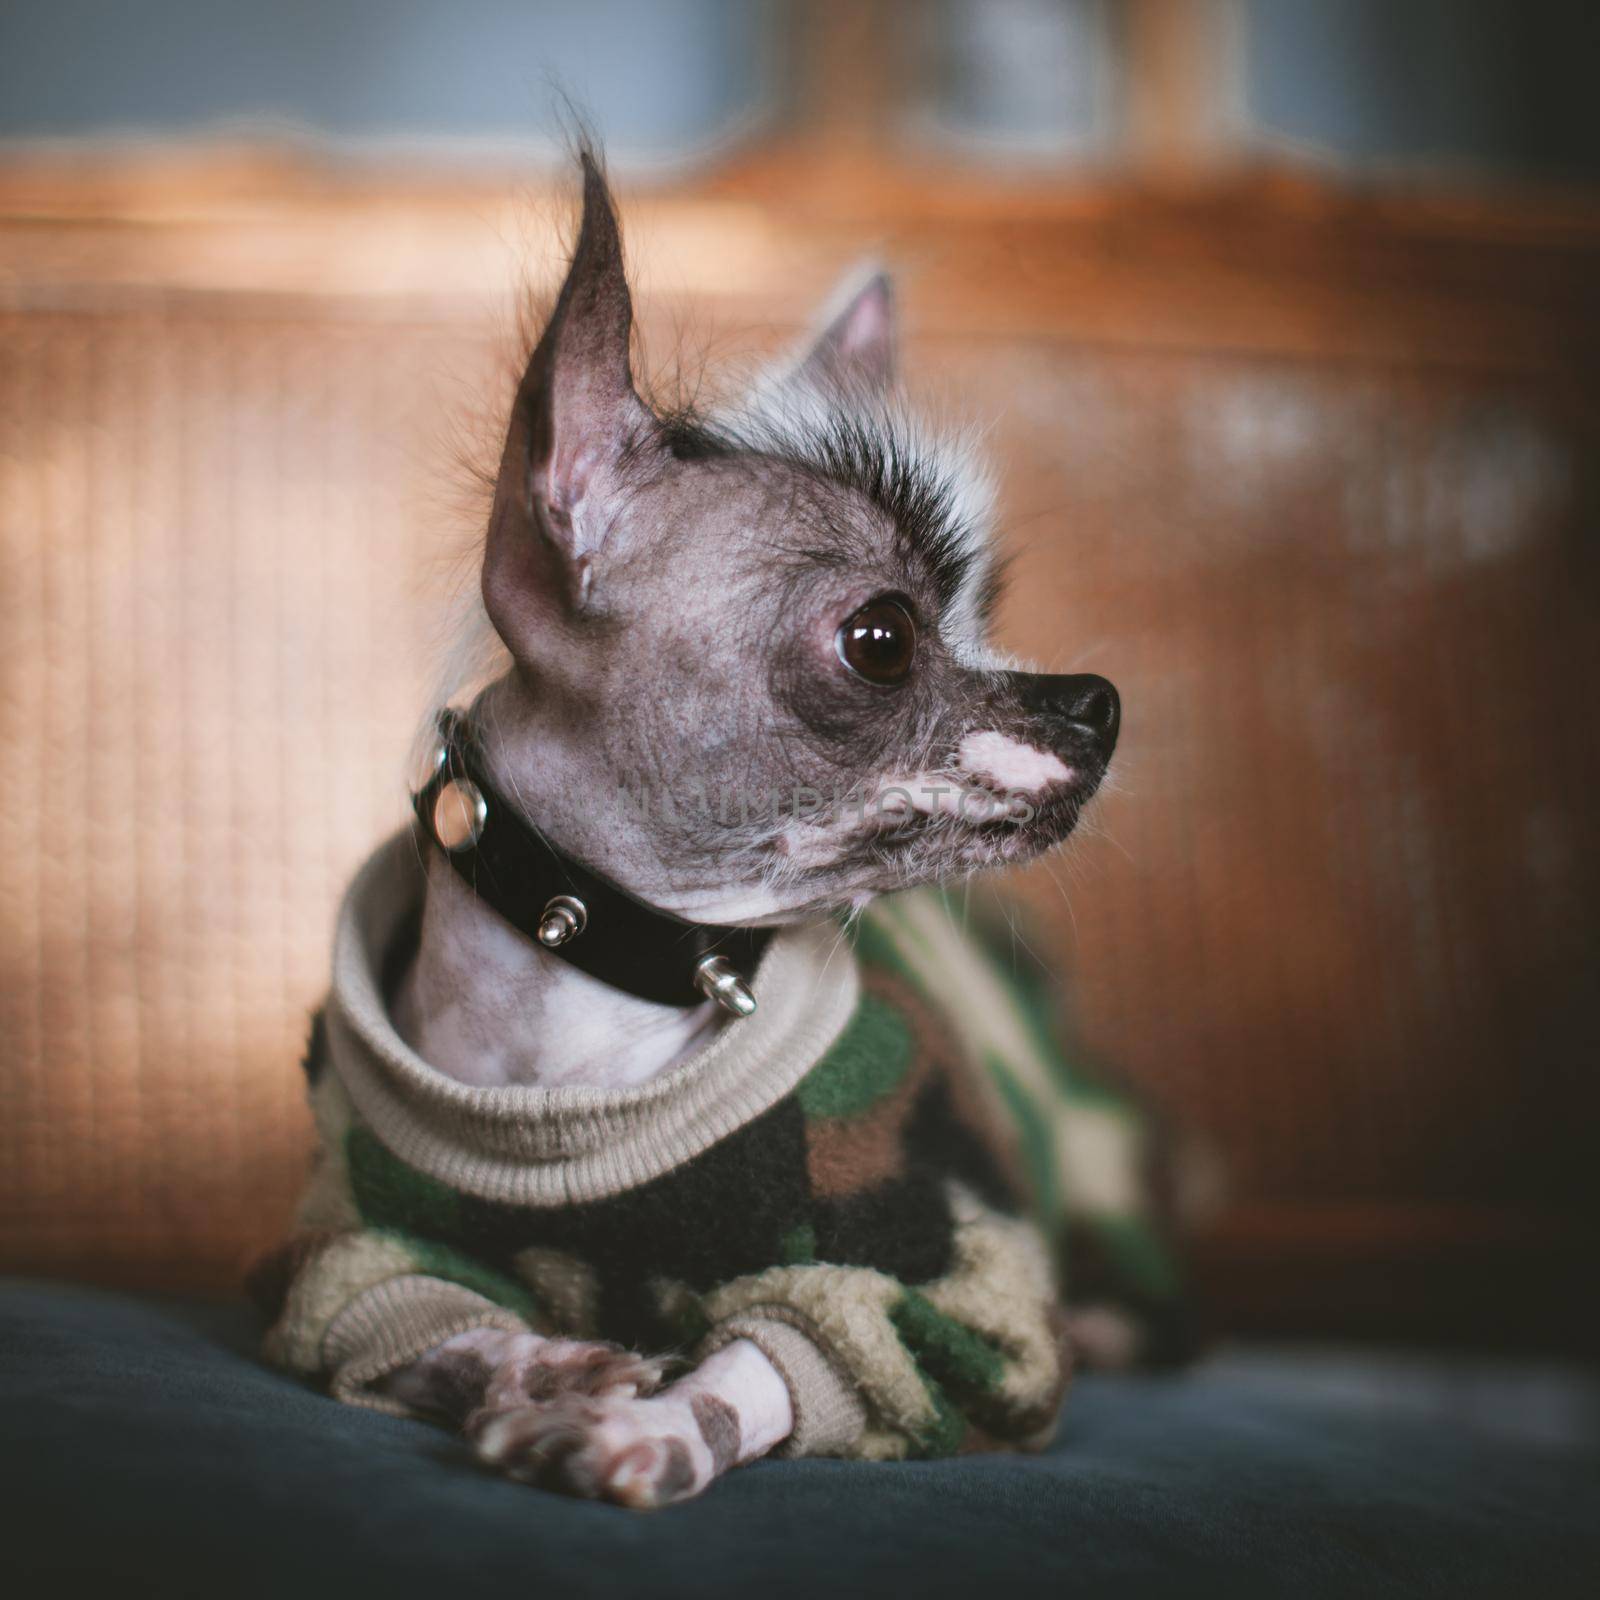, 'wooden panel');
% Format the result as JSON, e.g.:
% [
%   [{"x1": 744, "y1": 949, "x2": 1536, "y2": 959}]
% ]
[
  {"x1": 1, "y1": 158, "x2": 1596, "y2": 1342},
  {"x1": 970, "y1": 345, "x2": 1599, "y2": 1349},
  {"x1": 0, "y1": 309, "x2": 502, "y2": 1289}
]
